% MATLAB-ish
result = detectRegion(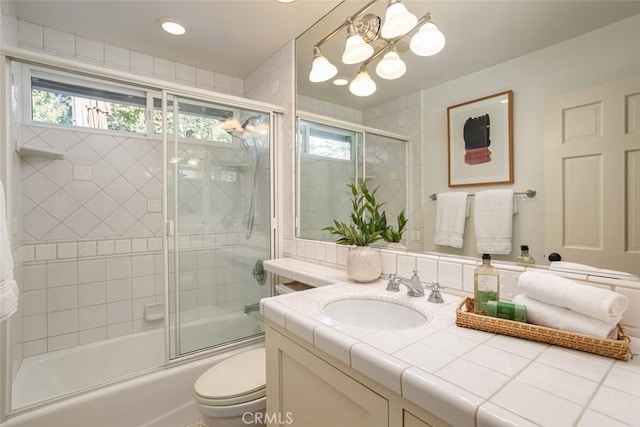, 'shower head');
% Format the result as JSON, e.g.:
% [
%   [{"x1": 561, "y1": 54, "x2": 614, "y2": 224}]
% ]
[
  {"x1": 223, "y1": 115, "x2": 268, "y2": 139},
  {"x1": 241, "y1": 115, "x2": 263, "y2": 129},
  {"x1": 222, "y1": 118, "x2": 245, "y2": 138}
]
